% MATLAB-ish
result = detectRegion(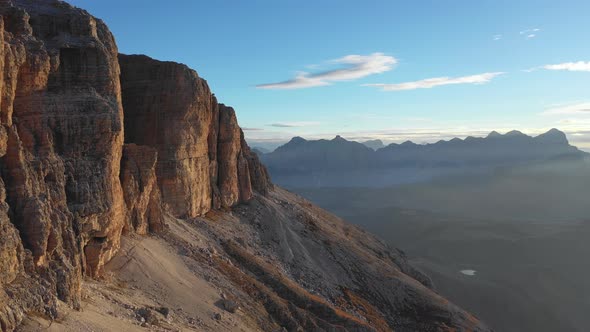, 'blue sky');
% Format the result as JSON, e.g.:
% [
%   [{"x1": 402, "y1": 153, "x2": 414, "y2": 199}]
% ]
[{"x1": 69, "y1": 0, "x2": 590, "y2": 150}]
